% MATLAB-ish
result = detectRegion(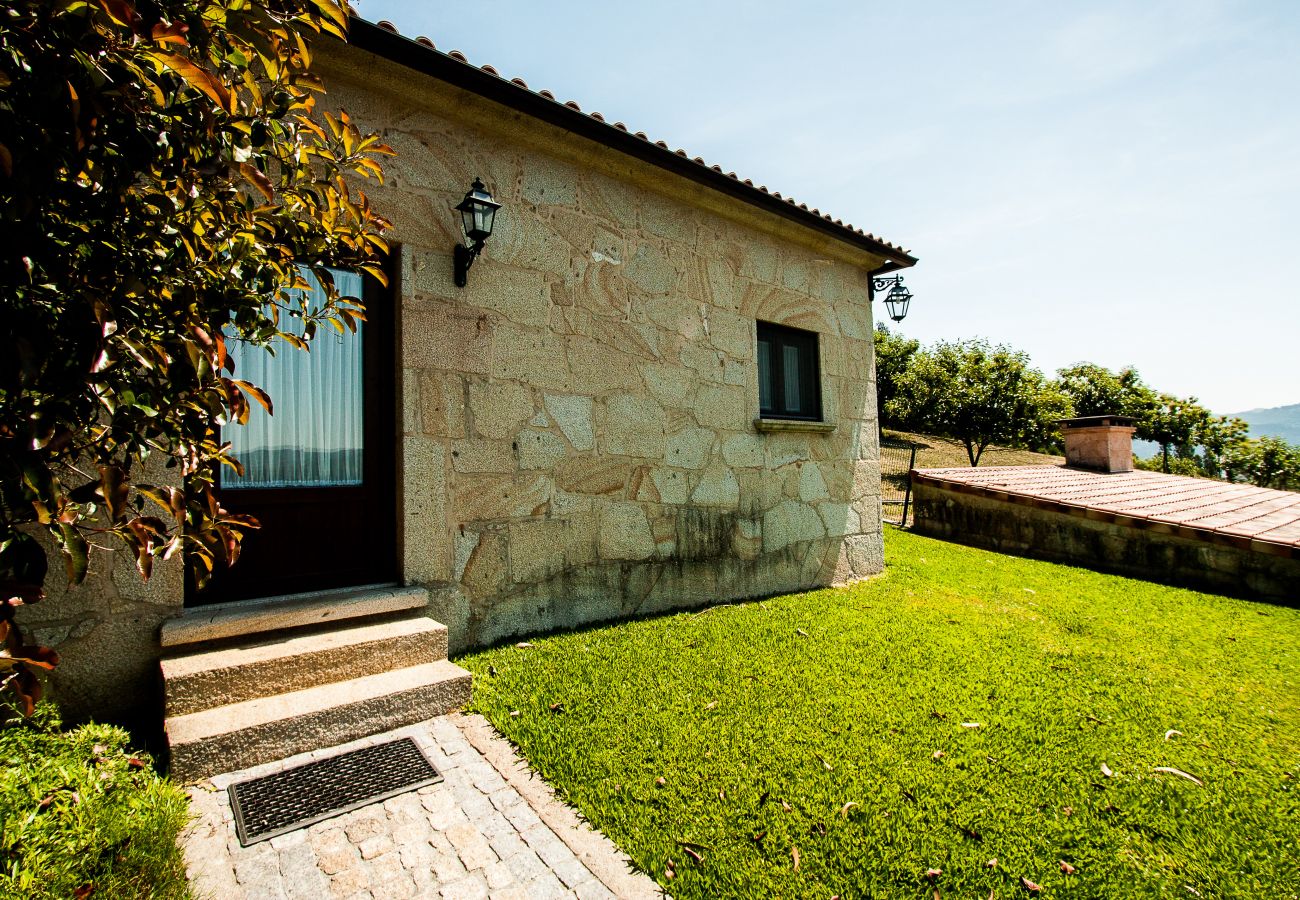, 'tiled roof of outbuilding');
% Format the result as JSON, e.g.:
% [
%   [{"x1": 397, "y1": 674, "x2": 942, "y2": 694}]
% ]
[
  {"x1": 914, "y1": 465, "x2": 1300, "y2": 557},
  {"x1": 346, "y1": 17, "x2": 917, "y2": 270}
]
